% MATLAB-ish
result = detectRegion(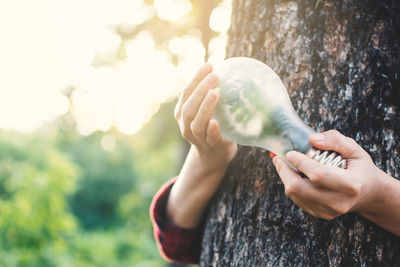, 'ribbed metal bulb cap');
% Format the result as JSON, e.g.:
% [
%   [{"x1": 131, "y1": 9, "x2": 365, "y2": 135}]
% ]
[{"x1": 306, "y1": 147, "x2": 347, "y2": 169}]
